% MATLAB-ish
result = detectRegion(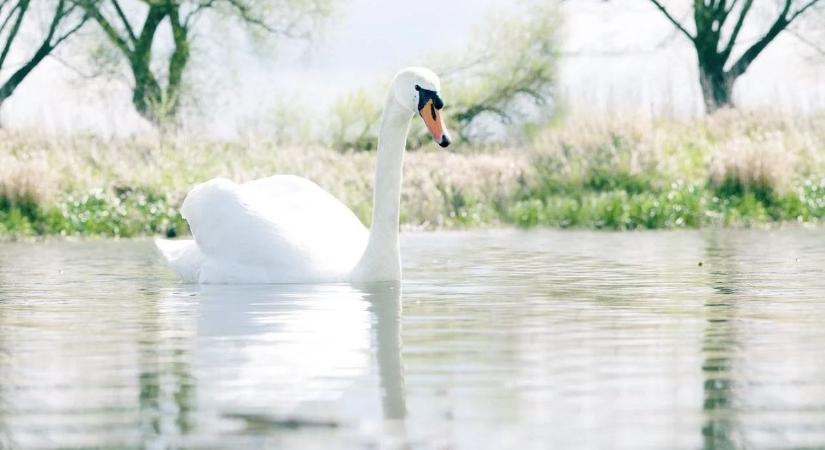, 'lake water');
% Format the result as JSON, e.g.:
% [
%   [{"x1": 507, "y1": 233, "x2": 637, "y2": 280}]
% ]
[{"x1": 1, "y1": 229, "x2": 825, "y2": 449}]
